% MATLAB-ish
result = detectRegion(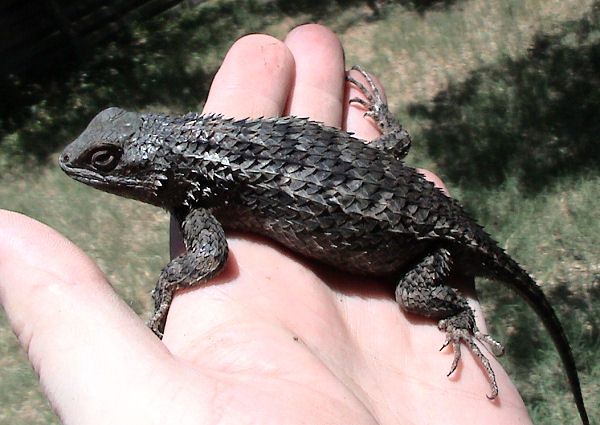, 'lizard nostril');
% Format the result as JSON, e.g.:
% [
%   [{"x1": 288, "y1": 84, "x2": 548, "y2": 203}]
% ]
[{"x1": 59, "y1": 152, "x2": 71, "y2": 166}]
